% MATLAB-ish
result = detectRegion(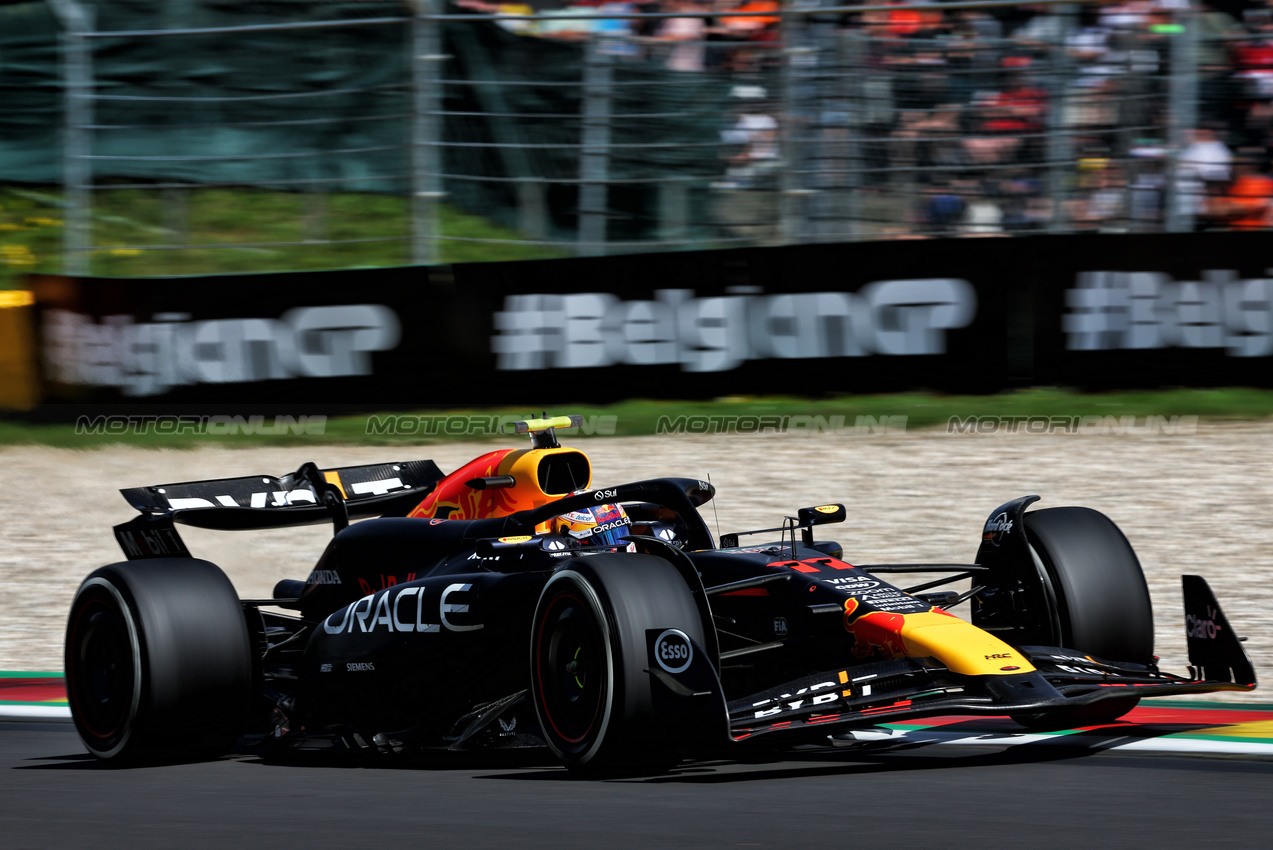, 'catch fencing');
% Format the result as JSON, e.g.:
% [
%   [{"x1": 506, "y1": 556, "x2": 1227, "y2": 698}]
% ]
[{"x1": 12, "y1": 1, "x2": 1259, "y2": 274}]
